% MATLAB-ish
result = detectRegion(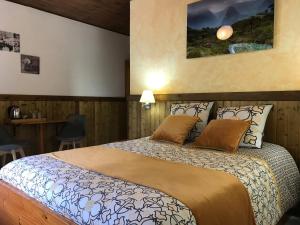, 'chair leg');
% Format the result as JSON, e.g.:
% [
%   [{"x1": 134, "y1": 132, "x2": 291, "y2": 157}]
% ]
[
  {"x1": 1, "y1": 154, "x2": 7, "y2": 167},
  {"x1": 59, "y1": 140, "x2": 81, "y2": 151},
  {"x1": 18, "y1": 148, "x2": 25, "y2": 158},
  {"x1": 59, "y1": 142, "x2": 64, "y2": 151},
  {"x1": 11, "y1": 150, "x2": 17, "y2": 161}
]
